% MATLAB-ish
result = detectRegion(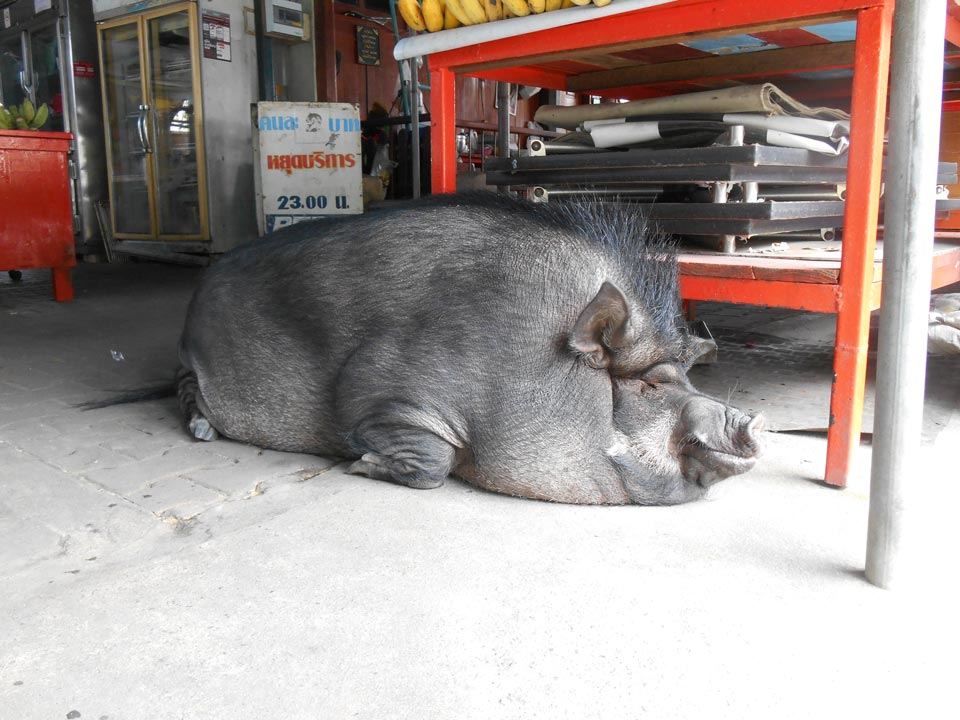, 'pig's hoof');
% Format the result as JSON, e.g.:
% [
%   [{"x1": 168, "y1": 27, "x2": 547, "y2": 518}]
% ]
[
  {"x1": 348, "y1": 456, "x2": 445, "y2": 489},
  {"x1": 189, "y1": 414, "x2": 219, "y2": 442}
]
